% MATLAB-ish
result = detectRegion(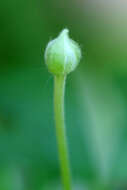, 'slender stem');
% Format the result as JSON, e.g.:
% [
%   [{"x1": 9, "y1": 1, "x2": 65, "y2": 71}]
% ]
[{"x1": 54, "y1": 75, "x2": 72, "y2": 190}]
